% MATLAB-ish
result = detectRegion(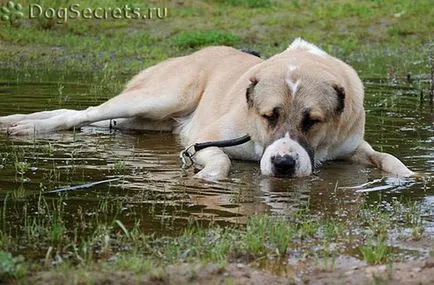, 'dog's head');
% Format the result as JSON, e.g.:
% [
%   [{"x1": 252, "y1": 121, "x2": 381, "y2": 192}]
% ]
[{"x1": 245, "y1": 39, "x2": 364, "y2": 177}]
